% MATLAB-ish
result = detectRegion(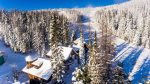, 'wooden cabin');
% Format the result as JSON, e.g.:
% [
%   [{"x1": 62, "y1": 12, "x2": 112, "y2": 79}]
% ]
[
  {"x1": 22, "y1": 46, "x2": 79, "y2": 83},
  {"x1": 22, "y1": 57, "x2": 53, "y2": 83},
  {"x1": 46, "y1": 46, "x2": 78, "y2": 70}
]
